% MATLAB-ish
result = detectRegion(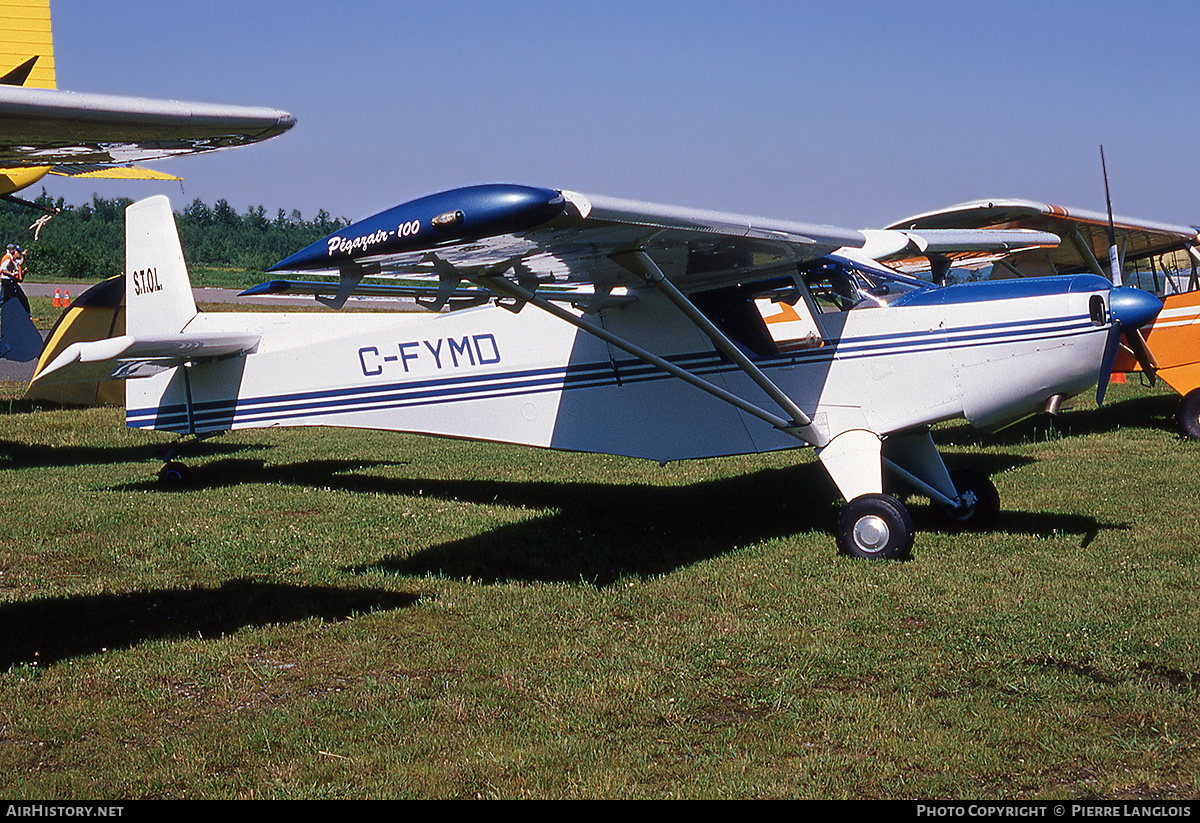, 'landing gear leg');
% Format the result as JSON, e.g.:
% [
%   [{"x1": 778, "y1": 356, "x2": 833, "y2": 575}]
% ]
[
  {"x1": 939, "y1": 467, "x2": 1000, "y2": 530},
  {"x1": 819, "y1": 430, "x2": 916, "y2": 560},
  {"x1": 154, "y1": 430, "x2": 216, "y2": 488},
  {"x1": 883, "y1": 429, "x2": 1003, "y2": 532},
  {"x1": 152, "y1": 362, "x2": 203, "y2": 487}
]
